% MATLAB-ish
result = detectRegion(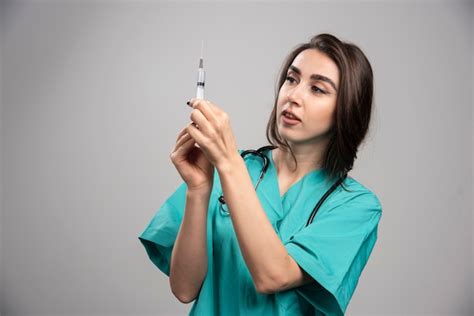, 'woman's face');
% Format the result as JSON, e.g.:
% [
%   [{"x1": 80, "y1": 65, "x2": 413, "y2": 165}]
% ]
[{"x1": 276, "y1": 49, "x2": 340, "y2": 146}]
